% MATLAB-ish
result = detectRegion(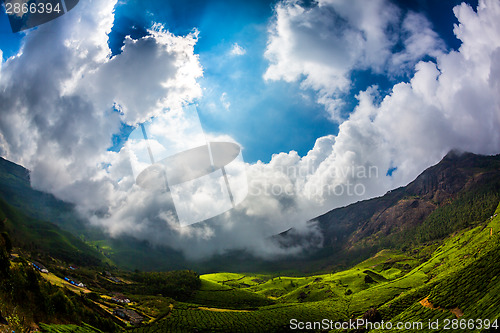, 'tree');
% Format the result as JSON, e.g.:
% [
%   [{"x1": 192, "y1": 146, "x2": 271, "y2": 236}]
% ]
[
  {"x1": 1, "y1": 232, "x2": 12, "y2": 253},
  {"x1": 0, "y1": 233, "x2": 11, "y2": 277}
]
